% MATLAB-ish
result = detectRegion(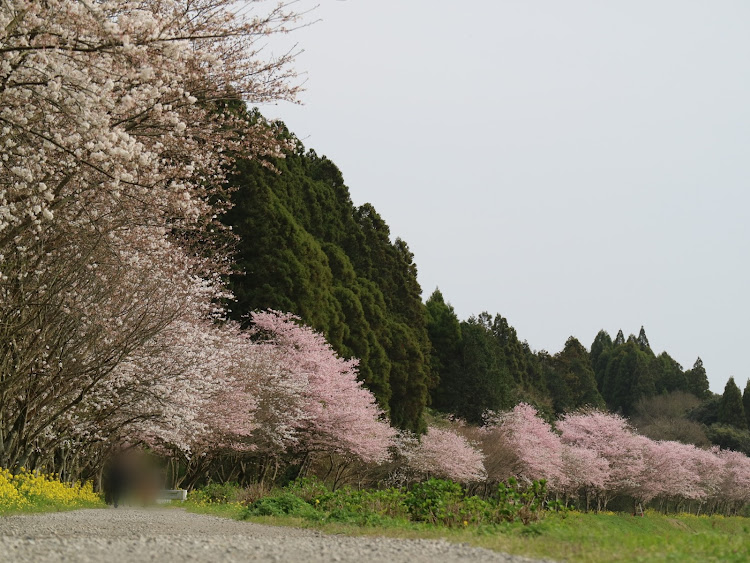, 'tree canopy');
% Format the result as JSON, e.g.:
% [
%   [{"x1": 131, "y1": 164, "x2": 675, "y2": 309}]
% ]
[{"x1": 222, "y1": 128, "x2": 431, "y2": 432}]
